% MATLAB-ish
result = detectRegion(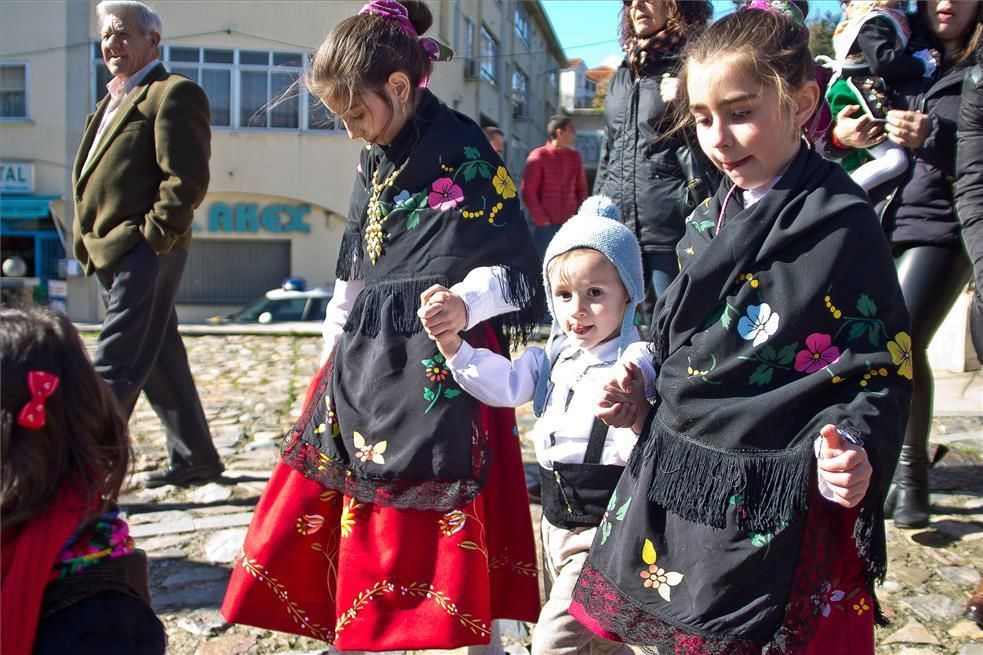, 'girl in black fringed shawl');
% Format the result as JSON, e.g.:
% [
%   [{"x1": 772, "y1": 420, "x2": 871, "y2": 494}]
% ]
[
  {"x1": 222, "y1": 1, "x2": 544, "y2": 650},
  {"x1": 569, "y1": 5, "x2": 913, "y2": 655}
]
